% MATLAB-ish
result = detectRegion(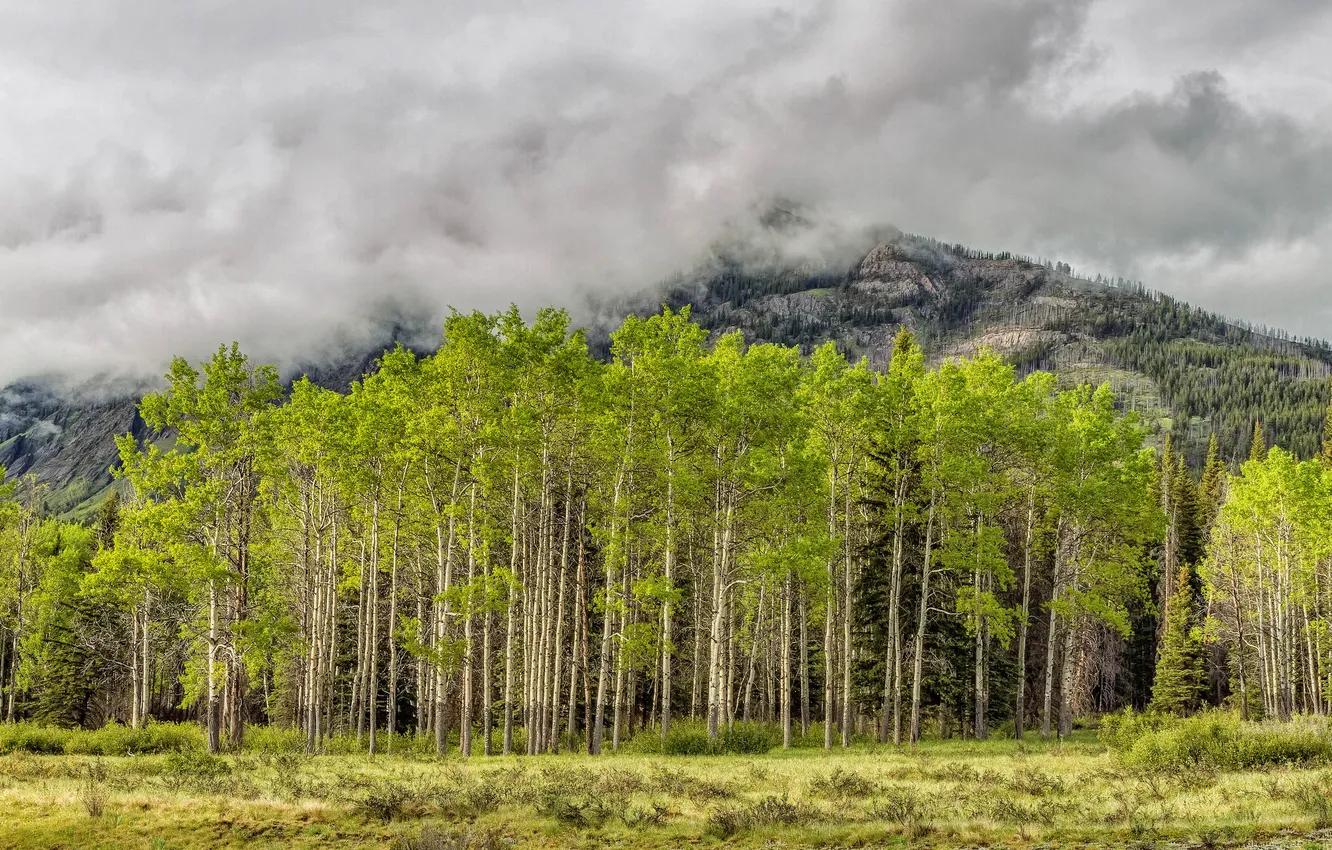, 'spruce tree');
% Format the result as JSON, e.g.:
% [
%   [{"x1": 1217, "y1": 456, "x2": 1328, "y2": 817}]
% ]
[
  {"x1": 1171, "y1": 457, "x2": 1203, "y2": 570},
  {"x1": 1249, "y1": 421, "x2": 1268, "y2": 463},
  {"x1": 95, "y1": 489, "x2": 120, "y2": 552},
  {"x1": 1322, "y1": 393, "x2": 1332, "y2": 465},
  {"x1": 1198, "y1": 434, "x2": 1226, "y2": 529},
  {"x1": 1150, "y1": 565, "x2": 1207, "y2": 715}
]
